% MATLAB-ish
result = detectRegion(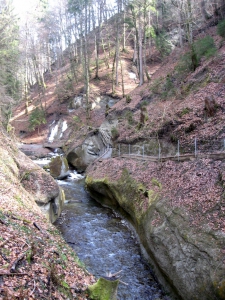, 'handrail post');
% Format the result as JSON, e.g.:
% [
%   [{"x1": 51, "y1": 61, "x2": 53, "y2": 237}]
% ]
[
  {"x1": 143, "y1": 145, "x2": 144, "y2": 157},
  {"x1": 178, "y1": 140, "x2": 180, "y2": 161},
  {"x1": 129, "y1": 144, "x2": 131, "y2": 156},
  {"x1": 119, "y1": 144, "x2": 120, "y2": 156}
]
